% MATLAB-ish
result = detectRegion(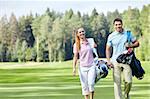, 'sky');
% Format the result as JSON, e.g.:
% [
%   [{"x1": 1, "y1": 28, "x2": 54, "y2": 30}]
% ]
[{"x1": 0, "y1": 0, "x2": 150, "y2": 18}]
